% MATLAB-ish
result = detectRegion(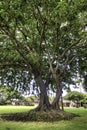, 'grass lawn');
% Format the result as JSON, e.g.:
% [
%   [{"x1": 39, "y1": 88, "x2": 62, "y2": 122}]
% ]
[
  {"x1": 0, "y1": 106, "x2": 87, "y2": 130},
  {"x1": 0, "y1": 105, "x2": 34, "y2": 114}
]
